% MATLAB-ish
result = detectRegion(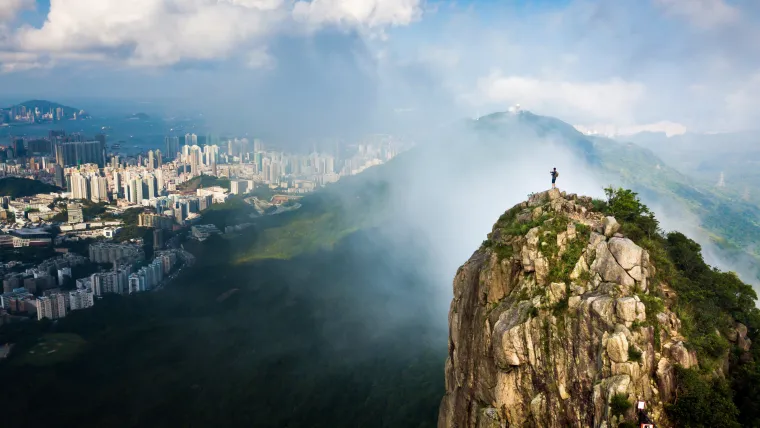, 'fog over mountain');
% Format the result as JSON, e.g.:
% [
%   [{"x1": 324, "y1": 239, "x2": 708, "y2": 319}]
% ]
[{"x1": 2, "y1": 2, "x2": 760, "y2": 425}]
